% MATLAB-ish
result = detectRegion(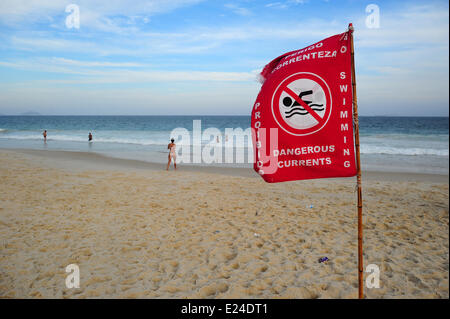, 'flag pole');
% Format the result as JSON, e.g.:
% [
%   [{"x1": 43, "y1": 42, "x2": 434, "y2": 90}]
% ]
[{"x1": 348, "y1": 23, "x2": 364, "y2": 299}]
